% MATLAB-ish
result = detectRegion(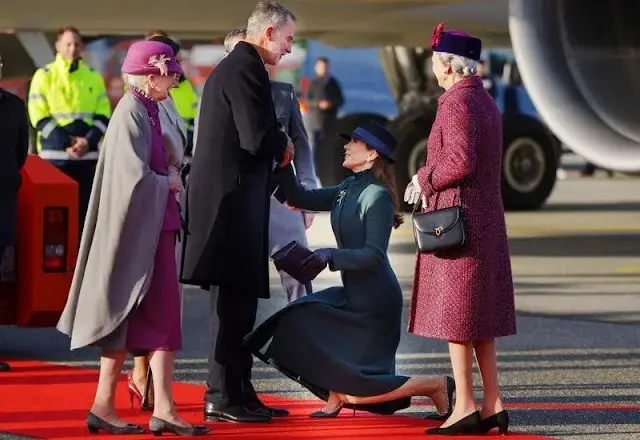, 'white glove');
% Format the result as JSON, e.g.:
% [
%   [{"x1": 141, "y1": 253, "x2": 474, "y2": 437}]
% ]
[{"x1": 404, "y1": 175, "x2": 422, "y2": 205}]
